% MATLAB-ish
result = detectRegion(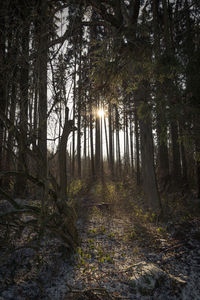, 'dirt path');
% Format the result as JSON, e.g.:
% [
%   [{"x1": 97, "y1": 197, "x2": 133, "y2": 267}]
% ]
[
  {"x1": 1, "y1": 189, "x2": 200, "y2": 300},
  {"x1": 64, "y1": 192, "x2": 200, "y2": 300}
]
